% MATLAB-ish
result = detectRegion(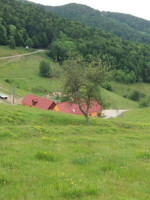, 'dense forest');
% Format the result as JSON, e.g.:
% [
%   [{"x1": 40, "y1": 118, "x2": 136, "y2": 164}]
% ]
[
  {"x1": 46, "y1": 3, "x2": 150, "y2": 45},
  {"x1": 0, "y1": 0, "x2": 150, "y2": 83}
]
